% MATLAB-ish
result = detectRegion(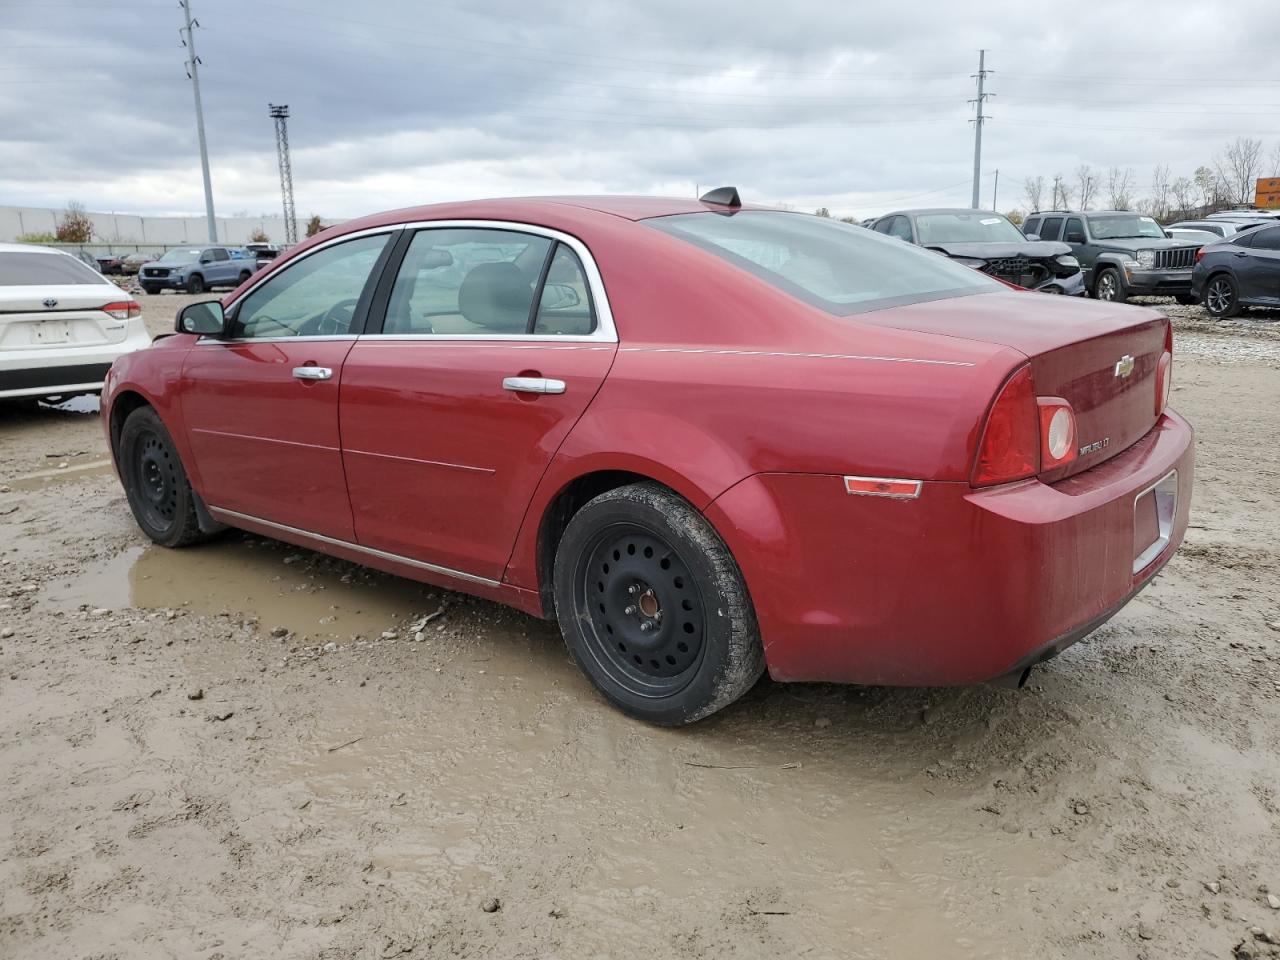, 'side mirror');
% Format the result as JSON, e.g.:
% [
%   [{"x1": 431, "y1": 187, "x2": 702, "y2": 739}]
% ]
[
  {"x1": 200, "y1": 256, "x2": 213, "y2": 264},
  {"x1": 540, "y1": 283, "x2": 581, "y2": 310},
  {"x1": 1023, "y1": 233, "x2": 1041, "y2": 241},
  {"x1": 176, "y1": 300, "x2": 227, "y2": 336},
  {"x1": 1065, "y1": 232, "x2": 1085, "y2": 244}
]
